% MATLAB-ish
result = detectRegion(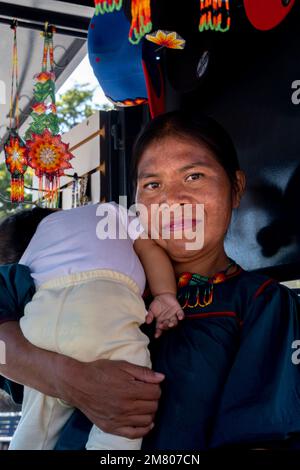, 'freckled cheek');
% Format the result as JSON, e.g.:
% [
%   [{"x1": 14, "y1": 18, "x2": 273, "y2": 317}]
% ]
[
  {"x1": 136, "y1": 190, "x2": 156, "y2": 206},
  {"x1": 202, "y1": 191, "x2": 232, "y2": 230}
]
